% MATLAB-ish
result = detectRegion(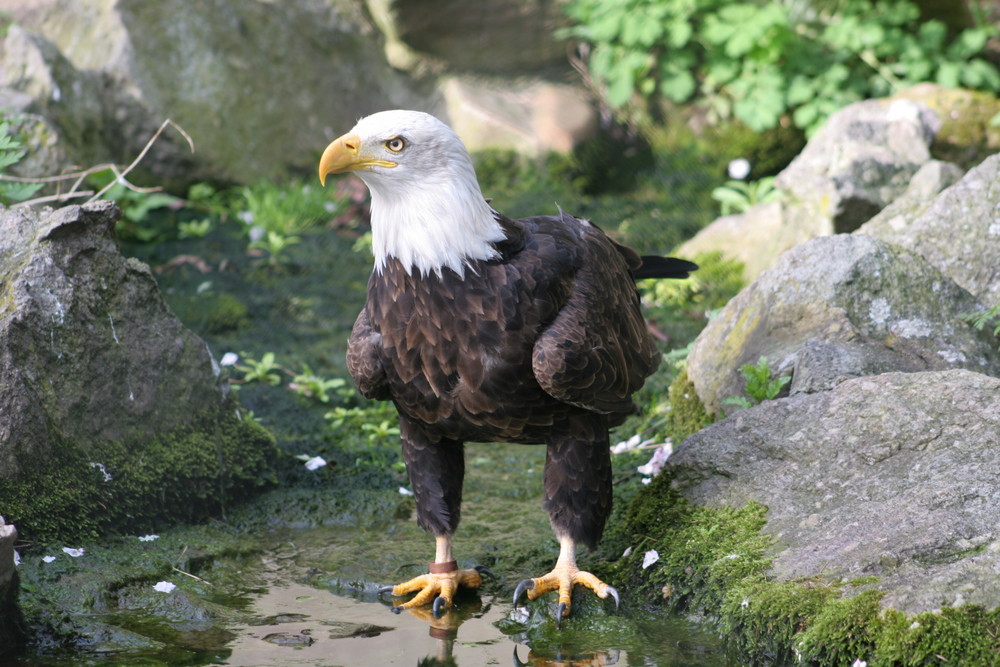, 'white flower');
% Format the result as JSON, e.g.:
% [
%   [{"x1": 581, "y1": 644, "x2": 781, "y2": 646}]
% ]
[
  {"x1": 219, "y1": 352, "x2": 239, "y2": 367},
  {"x1": 303, "y1": 456, "x2": 327, "y2": 471},
  {"x1": 90, "y1": 462, "x2": 112, "y2": 482},
  {"x1": 399, "y1": 487, "x2": 414, "y2": 496},
  {"x1": 138, "y1": 534, "x2": 160, "y2": 542},
  {"x1": 14, "y1": 551, "x2": 20, "y2": 566},
  {"x1": 851, "y1": 660, "x2": 867, "y2": 667},
  {"x1": 641, "y1": 477, "x2": 652, "y2": 485},
  {"x1": 62, "y1": 547, "x2": 84, "y2": 558},
  {"x1": 727, "y1": 157, "x2": 751, "y2": 180},
  {"x1": 42, "y1": 555, "x2": 56, "y2": 563},
  {"x1": 611, "y1": 434, "x2": 642, "y2": 453},
  {"x1": 622, "y1": 546, "x2": 633, "y2": 558},
  {"x1": 237, "y1": 210, "x2": 254, "y2": 225},
  {"x1": 153, "y1": 581, "x2": 176, "y2": 593},
  {"x1": 642, "y1": 549, "x2": 659, "y2": 569},
  {"x1": 636, "y1": 444, "x2": 673, "y2": 477}
]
